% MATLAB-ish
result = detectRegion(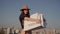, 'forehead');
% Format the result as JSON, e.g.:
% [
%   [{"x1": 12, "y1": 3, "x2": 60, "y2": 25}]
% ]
[
  {"x1": 24, "y1": 9, "x2": 29, "y2": 10},
  {"x1": 23, "y1": 9, "x2": 29, "y2": 11}
]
